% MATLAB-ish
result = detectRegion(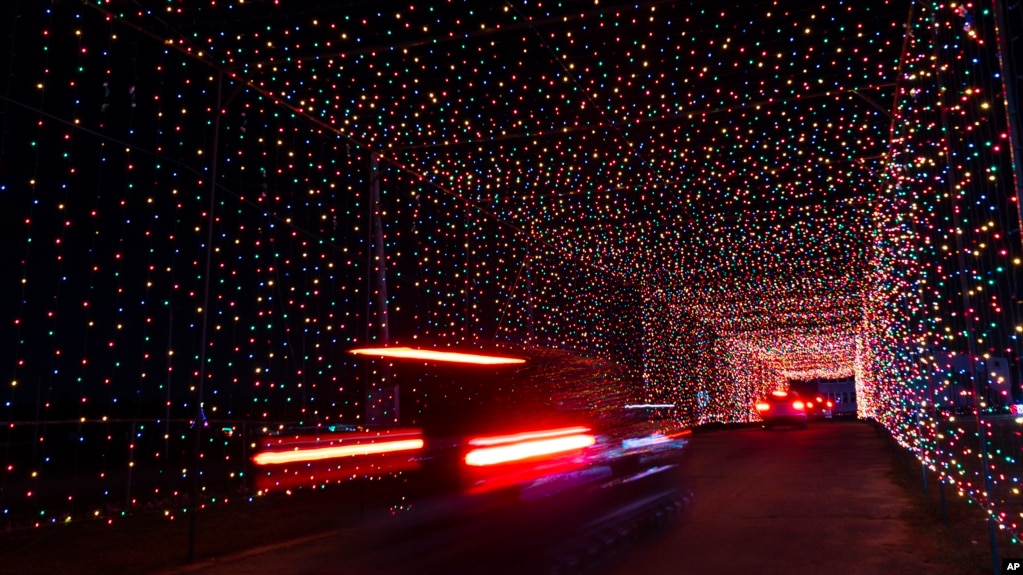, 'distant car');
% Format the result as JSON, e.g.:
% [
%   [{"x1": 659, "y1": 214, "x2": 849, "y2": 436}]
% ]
[
  {"x1": 755, "y1": 390, "x2": 809, "y2": 429},
  {"x1": 803, "y1": 396, "x2": 833, "y2": 420}
]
